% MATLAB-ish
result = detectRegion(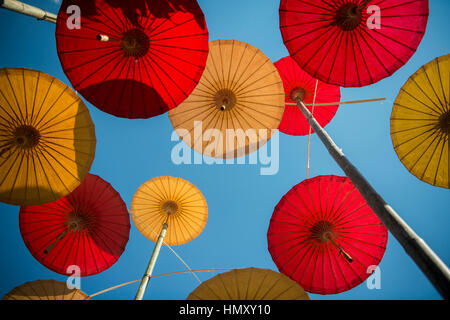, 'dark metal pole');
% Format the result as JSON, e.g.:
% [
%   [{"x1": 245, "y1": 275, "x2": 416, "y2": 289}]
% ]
[
  {"x1": 0, "y1": 0, "x2": 57, "y2": 23},
  {"x1": 296, "y1": 100, "x2": 450, "y2": 299}
]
